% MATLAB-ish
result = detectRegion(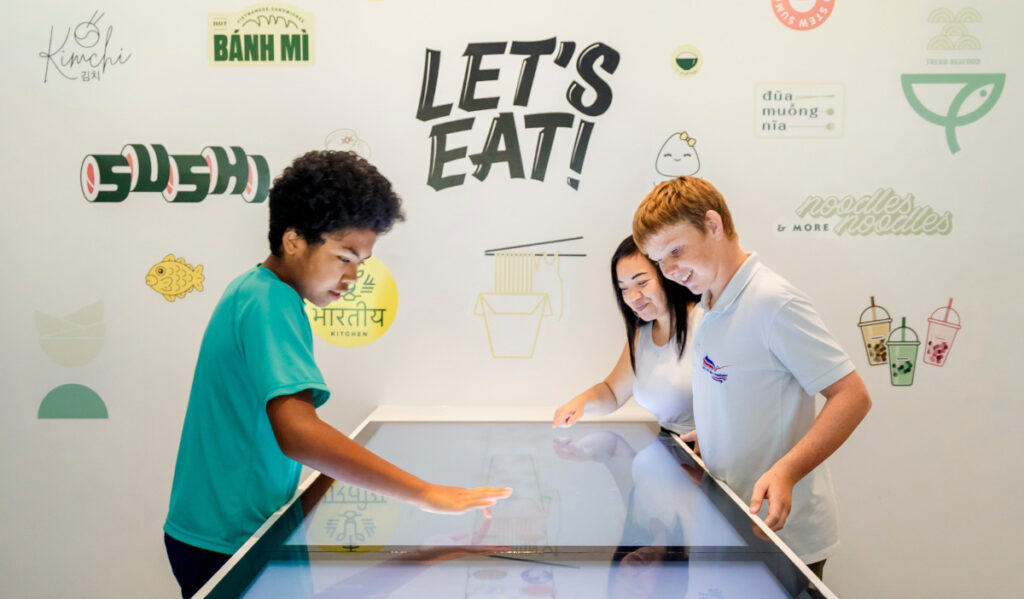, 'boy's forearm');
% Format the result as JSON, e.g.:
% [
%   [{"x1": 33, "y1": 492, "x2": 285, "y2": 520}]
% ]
[
  {"x1": 773, "y1": 371, "x2": 872, "y2": 482},
  {"x1": 293, "y1": 419, "x2": 432, "y2": 504},
  {"x1": 268, "y1": 395, "x2": 431, "y2": 506}
]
